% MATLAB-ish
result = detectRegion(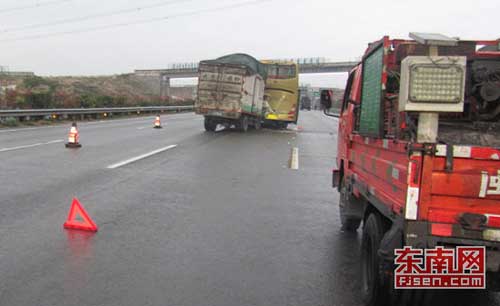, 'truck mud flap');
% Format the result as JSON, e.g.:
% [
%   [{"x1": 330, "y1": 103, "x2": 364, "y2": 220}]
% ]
[{"x1": 378, "y1": 222, "x2": 403, "y2": 273}]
